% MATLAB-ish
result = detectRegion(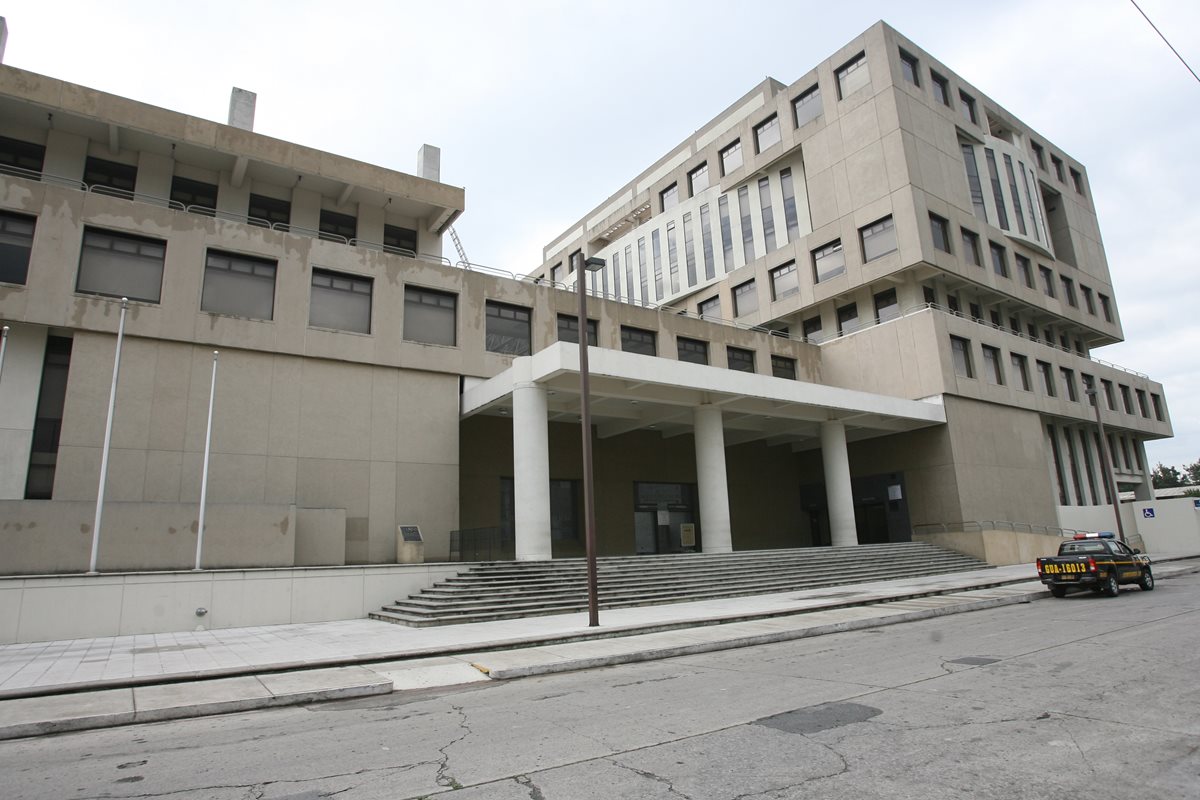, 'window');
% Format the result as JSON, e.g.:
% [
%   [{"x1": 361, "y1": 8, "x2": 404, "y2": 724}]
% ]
[
  {"x1": 698, "y1": 295, "x2": 721, "y2": 319},
  {"x1": 550, "y1": 263, "x2": 561, "y2": 283},
  {"x1": 699, "y1": 204, "x2": 714, "y2": 280},
  {"x1": 718, "y1": 196, "x2": 734, "y2": 269},
  {"x1": 1135, "y1": 389, "x2": 1150, "y2": 418},
  {"x1": 556, "y1": 314, "x2": 598, "y2": 347},
  {"x1": 1060, "y1": 276, "x2": 1077, "y2": 307},
  {"x1": 720, "y1": 140, "x2": 743, "y2": 175},
  {"x1": 1000, "y1": 154, "x2": 1027, "y2": 236},
  {"x1": 860, "y1": 216, "x2": 897, "y2": 262},
  {"x1": 682, "y1": 212, "x2": 697, "y2": 287},
  {"x1": 930, "y1": 71, "x2": 950, "y2": 106},
  {"x1": 981, "y1": 345, "x2": 1003, "y2": 385},
  {"x1": 1098, "y1": 294, "x2": 1113, "y2": 323},
  {"x1": 1011, "y1": 353, "x2": 1031, "y2": 390},
  {"x1": 948, "y1": 295, "x2": 961, "y2": 314},
  {"x1": 1060, "y1": 368, "x2": 1078, "y2": 401},
  {"x1": 899, "y1": 49, "x2": 920, "y2": 86},
  {"x1": 201, "y1": 250, "x2": 276, "y2": 320},
  {"x1": 677, "y1": 337, "x2": 709, "y2": 365},
  {"x1": 803, "y1": 315, "x2": 823, "y2": 342},
  {"x1": 620, "y1": 325, "x2": 656, "y2": 356},
  {"x1": 754, "y1": 114, "x2": 781, "y2": 153},
  {"x1": 651, "y1": 230, "x2": 663, "y2": 299},
  {"x1": 925, "y1": 285, "x2": 938, "y2": 305},
  {"x1": 660, "y1": 183, "x2": 679, "y2": 212},
  {"x1": 1151, "y1": 393, "x2": 1164, "y2": 421},
  {"x1": 770, "y1": 261, "x2": 799, "y2": 301},
  {"x1": 310, "y1": 268, "x2": 372, "y2": 334},
  {"x1": 384, "y1": 224, "x2": 418, "y2": 255},
  {"x1": 950, "y1": 336, "x2": 973, "y2": 378},
  {"x1": 84, "y1": 157, "x2": 137, "y2": 197},
  {"x1": 835, "y1": 52, "x2": 870, "y2": 99},
  {"x1": 1081, "y1": 285, "x2": 1095, "y2": 315},
  {"x1": 170, "y1": 176, "x2": 217, "y2": 214},
  {"x1": 772, "y1": 356, "x2": 797, "y2": 380},
  {"x1": 1008, "y1": 315, "x2": 1020, "y2": 334},
  {"x1": 960, "y1": 229, "x2": 981, "y2": 267},
  {"x1": 984, "y1": 149, "x2": 1009, "y2": 230},
  {"x1": 989, "y1": 241, "x2": 1008, "y2": 278},
  {"x1": 568, "y1": 249, "x2": 581, "y2": 274},
  {"x1": 961, "y1": 143, "x2": 987, "y2": 221},
  {"x1": 733, "y1": 279, "x2": 758, "y2": 317},
  {"x1": 758, "y1": 177, "x2": 776, "y2": 252},
  {"x1": 249, "y1": 193, "x2": 291, "y2": 227},
  {"x1": 1015, "y1": 254, "x2": 1033, "y2": 288},
  {"x1": 727, "y1": 347, "x2": 755, "y2": 373},
  {"x1": 1082, "y1": 373, "x2": 1097, "y2": 404},
  {"x1": 1120, "y1": 385, "x2": 1134, "y2": 413},
  {"x1": 1101, "y1": 379, "x2": 1115, "y2": 410},
  {"x1": 1036, "y1": 360, "x2": 1056, "y2": 396},
  {"x1": 688, "y1": 163, "x2": 709, "y2": 196},
  {"x1": 666, "y1": 221, "x2": 680, "y2": 294},
  {"x1": 780, "y1": 168, "x2": 800, "y2": 242},
  {"x1": 1039, "y1": 265, "x2": 1056, "y2": 297},
  {"x1": 792, "y1": 85, "x2": 822, "y2": 128},
  {"x1": 1070, "y1": 167, "x2": 1085, "y2": 195},
  {"x1": 404, "y1": 286, "x2": 457, "y2": 346},
  {"x1": 1031, "y1": 141, "x2": 1046, "y2": 170},
  {"x1": 318, "y1": 209, "x2": 357, "y2": 242},
  {"x1": 76, "y1": 228, "x2": 165, "y2": 303},
  {"x1": 929, "y1": 213, "x2": 951, "y2": 253},
  {"x1": 1051, "y1": 154, "x2": 1065, "y2": 182},
  {"x1": 958, "y1": 90, "x2": 977, "y2": 124},
  {"x1": 969, "y1": 302, "x2": 983, "y2": 322},
  {"x1": 485, "y1": 301, "x2": 531, "y2": 355},
  {"x1": 874, "y1": 288, "x2": 898, "y2": 322},
  {"x1": 737, "y1": 185, "x2": 754, "y2": 263},
  {"x1": 837, "y1": 302, "x2": 859, "y2": 335},
  {"x1": 990, "y1": 310, "x2": 1001, "y2": 326},
  {"x1": 0, "y1": 135, "x2": 46, "y2": 175},
  {"x1": 812, "y1": 240, "x2": 845, "y2": 282},
  {"x1": 0, "y1": 210, "x2": 36, "y2": 285}
]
